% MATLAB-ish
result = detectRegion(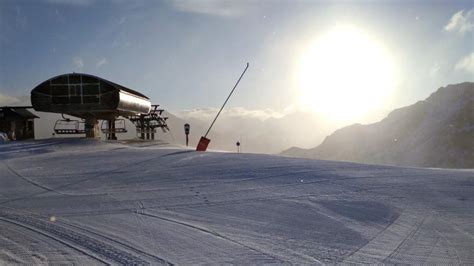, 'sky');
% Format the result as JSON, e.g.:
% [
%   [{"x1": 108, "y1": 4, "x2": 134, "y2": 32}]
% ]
[{"x1": 0, "y1": 0, "x2": 473, "y2": 126}]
